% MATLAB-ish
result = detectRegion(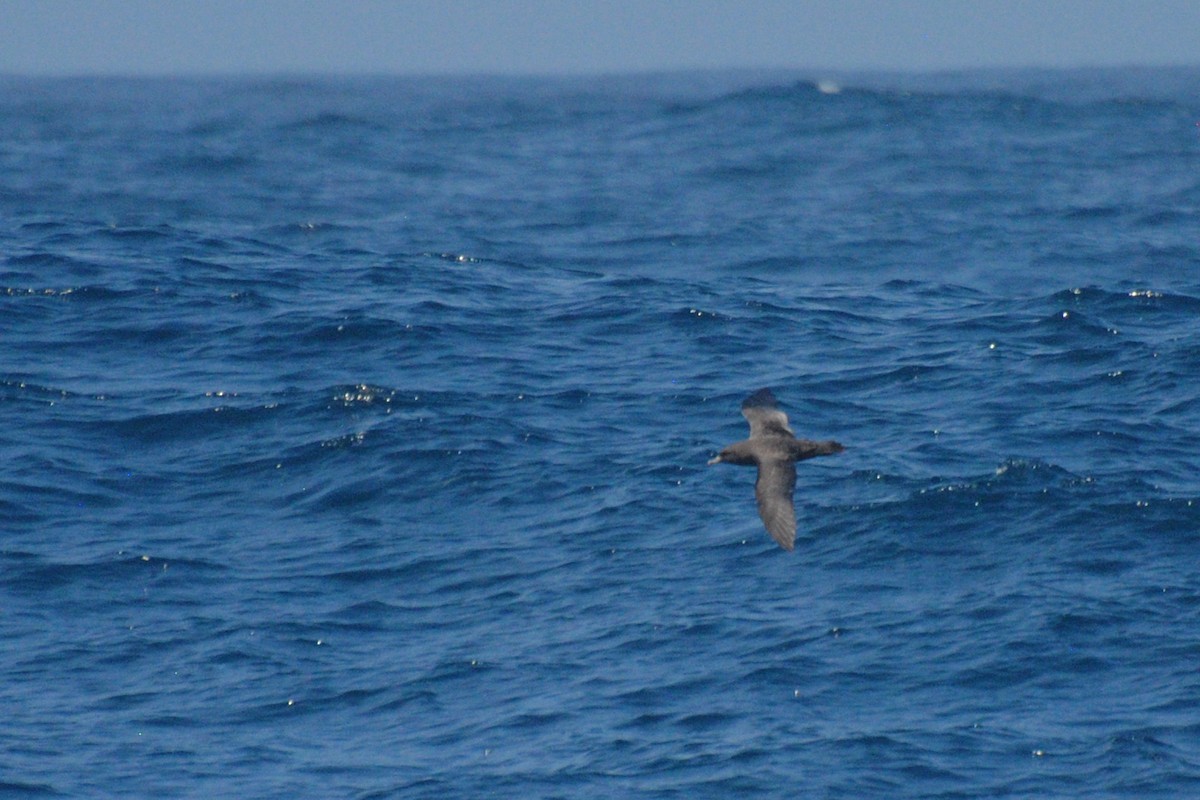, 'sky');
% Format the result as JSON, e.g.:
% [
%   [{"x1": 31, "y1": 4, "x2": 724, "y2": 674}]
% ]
[{"x1": 2, "y1": 0, "x2": 1198, "y2": 77}]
